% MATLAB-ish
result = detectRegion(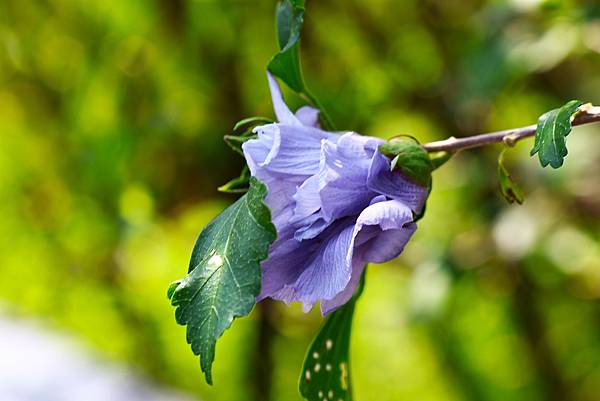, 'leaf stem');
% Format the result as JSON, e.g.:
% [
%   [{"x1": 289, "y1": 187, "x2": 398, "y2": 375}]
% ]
[
  {"x1": 421, "y1": 105, "x2": 600, "y2": 153},
  {"x1": 302, "y1": 89, "x2": 336, "y2": 130}
]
